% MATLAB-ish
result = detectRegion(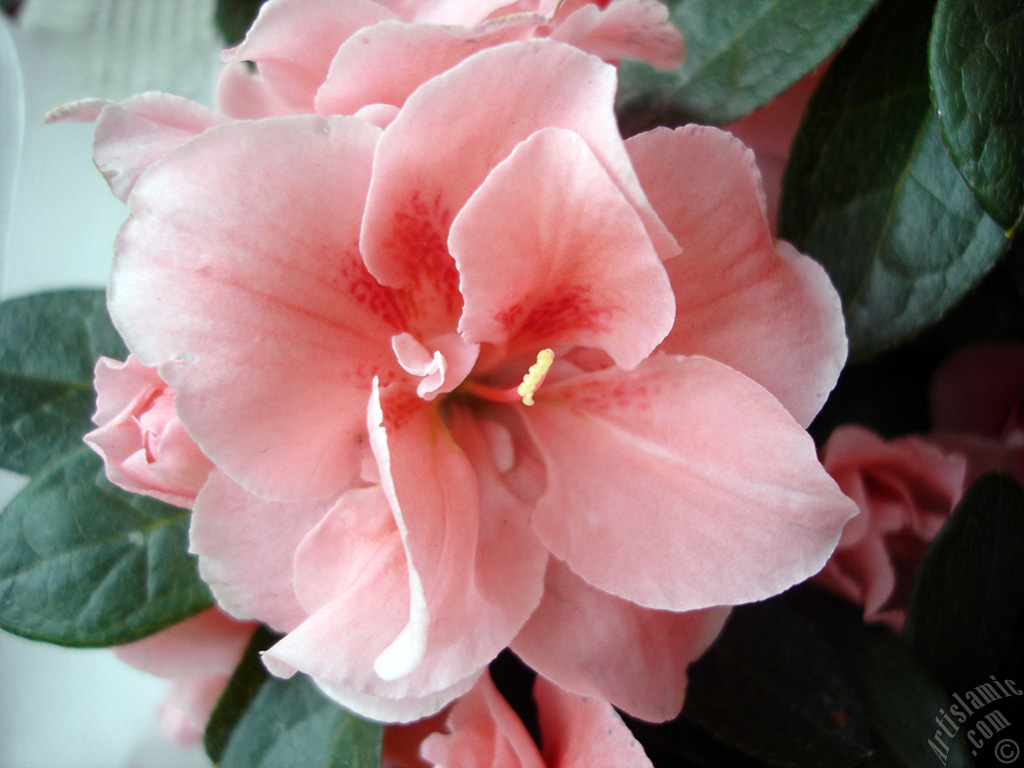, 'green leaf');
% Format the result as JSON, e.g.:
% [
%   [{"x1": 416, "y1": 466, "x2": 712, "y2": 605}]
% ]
[
  {"x1": 904, "y1": 473, "x2": 1024, "y2": 693},
  {"x1": 215, "y1": 0, "x2": 269, "y2": 45},
  {"x1": 675, "y1": 599, "x2": 872, "y2": 767},
  {"x1": 0, "y1": 289, "x2": 127, "y2": 475},
  {"x1": 929, "y1": 0, "x2": 1024, "y2": 234},
  {"x1": 205, "y1": 625, "x2": 280, "y2": 764},
  {"x1": 779, "y1": 0, "x2": 1009, "y2": 361},
  {"x1": 0, "y1": 447, "x2": 212, "y2": 646},
  {"x1": 219, "y1": 673, "x2": 383, "y2": 768},
  {"x1": 616, "y1": 0, "x2": 879, "y2": 130},
  {"x1": 789, "y1": 587, "x2": 975, "y2": 768}
]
